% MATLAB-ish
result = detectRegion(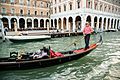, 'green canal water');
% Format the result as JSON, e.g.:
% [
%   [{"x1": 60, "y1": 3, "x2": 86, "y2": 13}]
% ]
[{"x1": 0, "y1": 32, "x2": 120, "y2": 80}]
